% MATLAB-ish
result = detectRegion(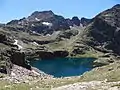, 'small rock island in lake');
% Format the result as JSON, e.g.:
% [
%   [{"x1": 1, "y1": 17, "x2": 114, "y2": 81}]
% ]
[{"x1": 0, "y1": 2, "x2": 120, "y2": 90}]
